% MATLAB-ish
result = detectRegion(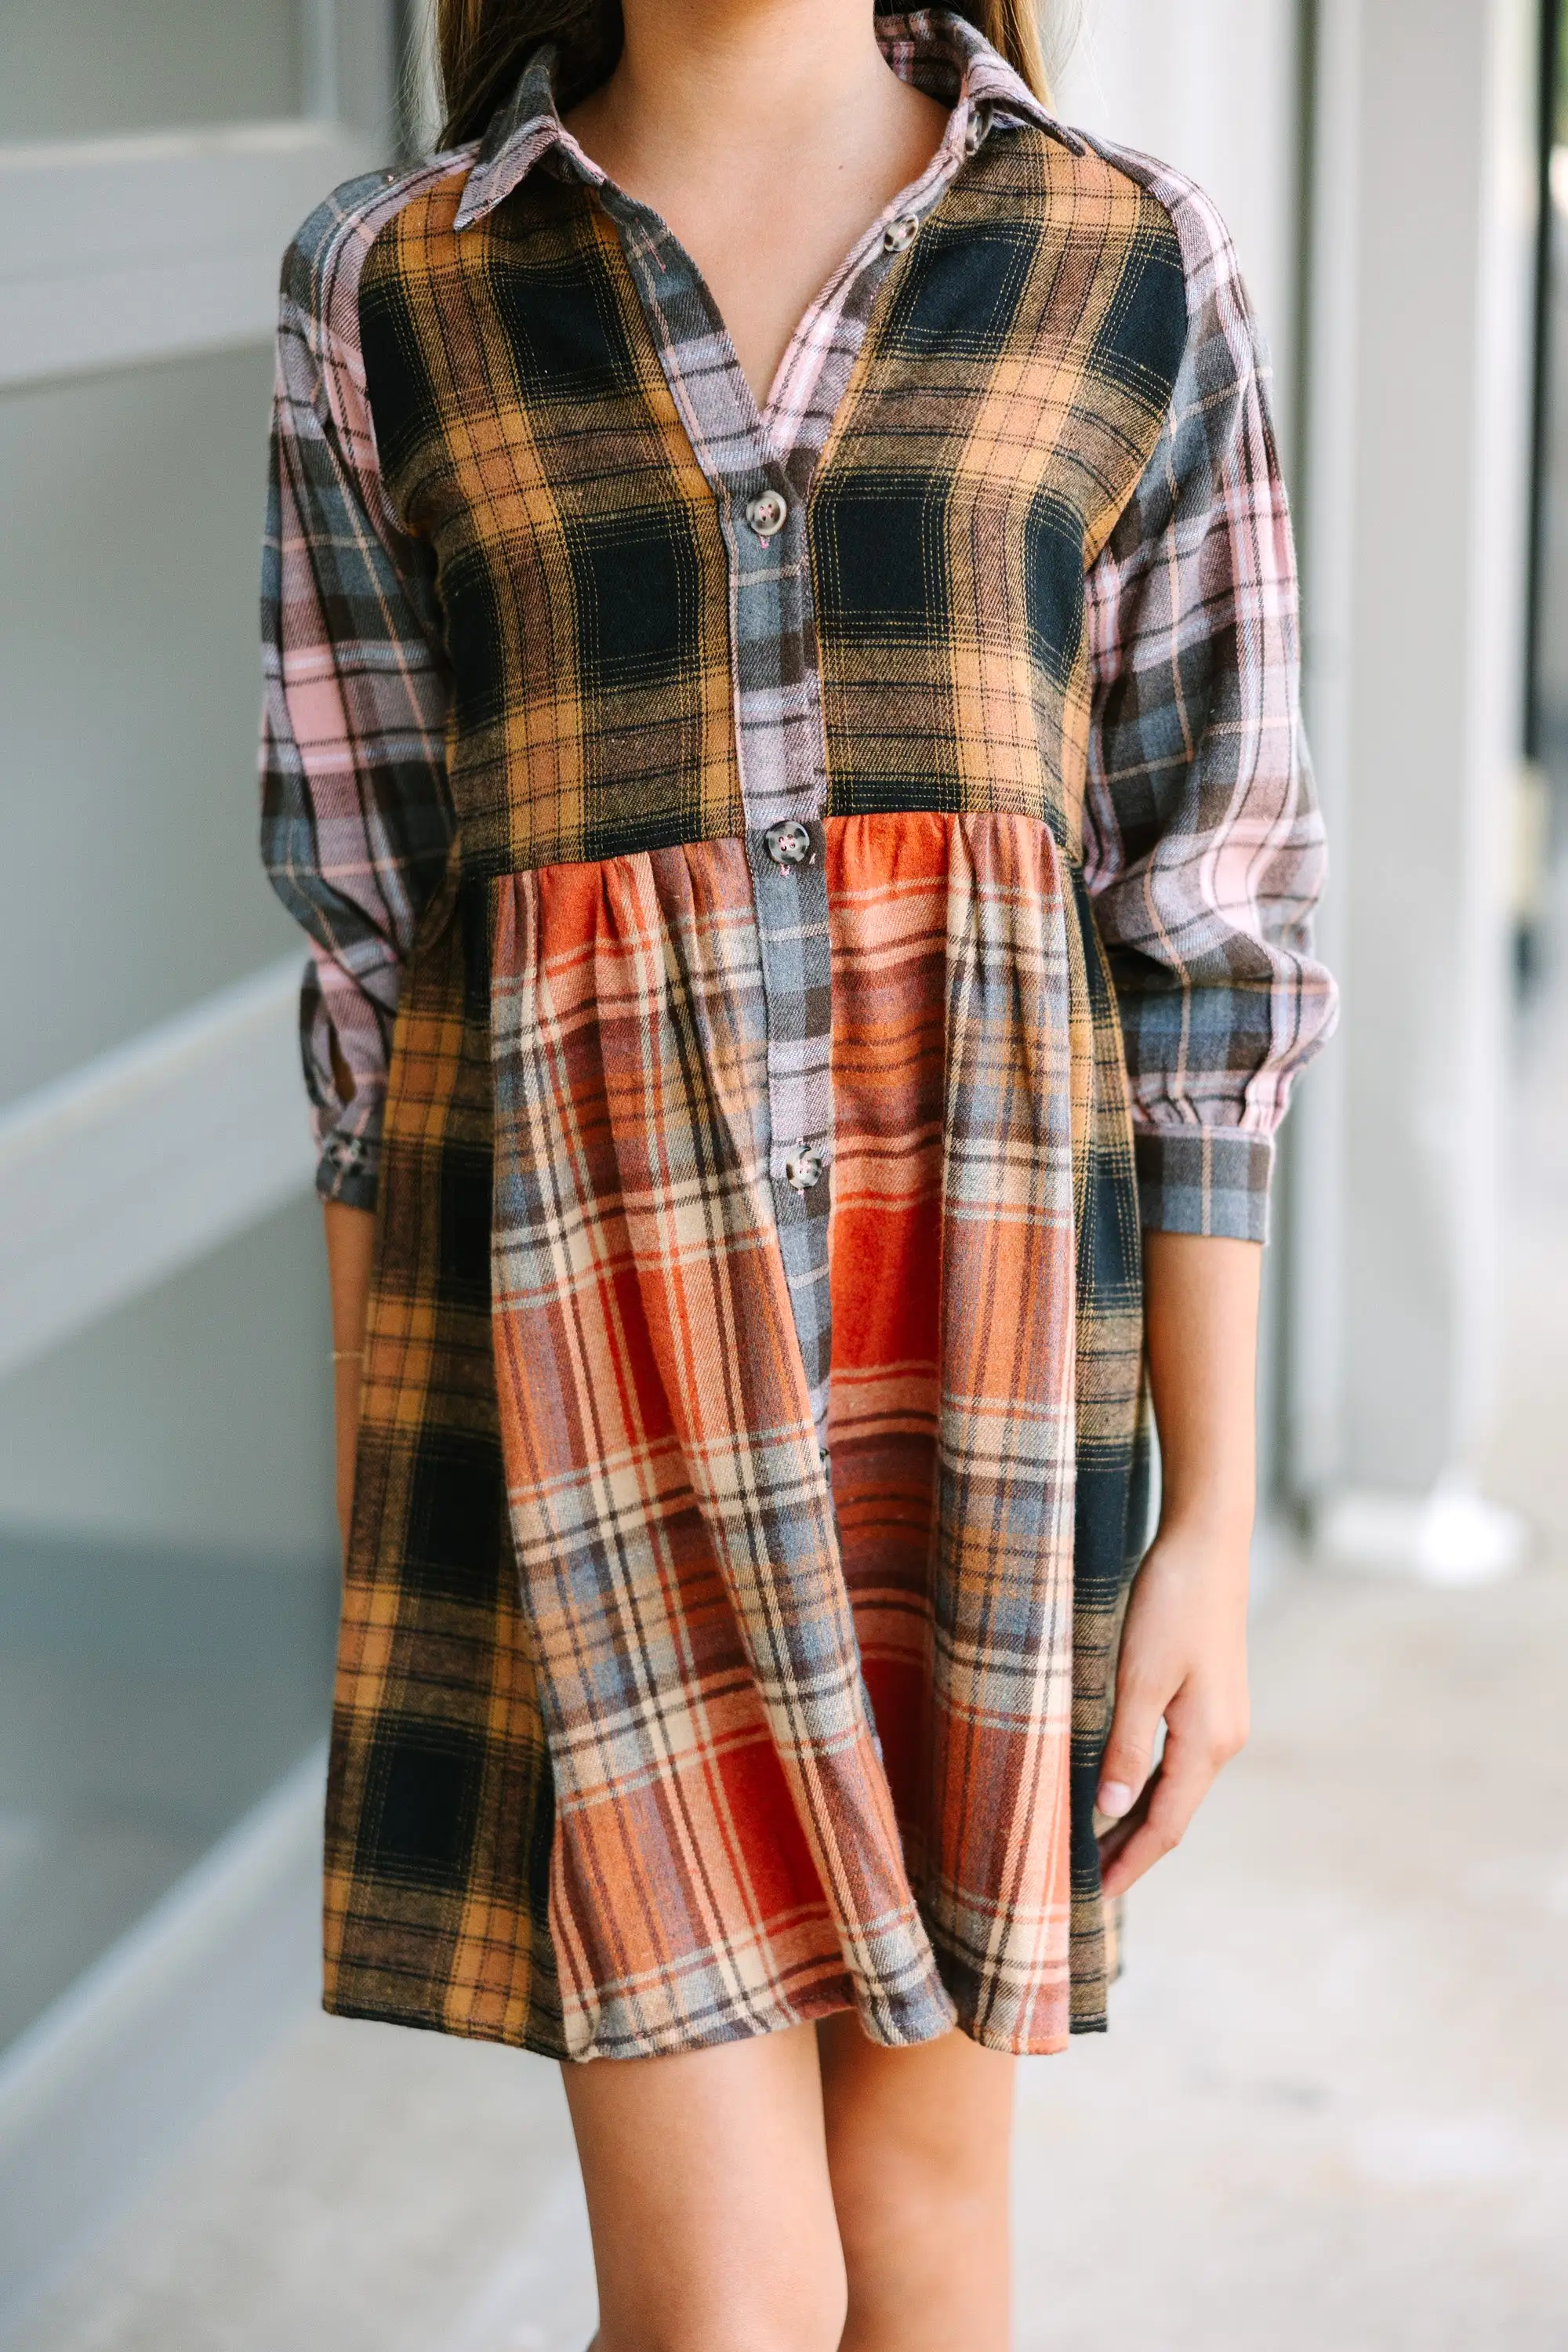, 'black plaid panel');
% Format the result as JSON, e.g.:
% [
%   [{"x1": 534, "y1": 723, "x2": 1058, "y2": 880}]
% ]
[
  {"x1": 362, "y1": 172, "x2": 742, "y2": 874},
  {"x1": 1024, "y1": 488, "x2": 1087, "y2": 693},
  {"x1": 878, "y1": 221, "x2": 1039, "y2": 357},
  {"x1": 357, "y1": 268, "x2": 440, "y2": 482},
  {"x1": 811, "y1": 471, "x2": 952, "y2": 643},
  {"x1": 488, "y1": 231, "x2": 642, "y2": 401},
  {"x1": 569, "y1": 505, "x2": 702, "y2": 693},
  {"x1": 436, "y1": 1140, "x2": 492, "y2": 1305},
  {"x1": 441, "y1": 543, "x2": 509, "y2": 736},
  {"x1": 457, "y1": 874, "x2": 494, "y2": 1025},
  {"x1": 812, "y1": 136, "x2": 1196, "y2": 862},
  {"x1": 325, "y1": 871, "x2": 562, "y2": 2053},
  {"x1": 361, "y1": 1719, "x2": 486, "y2": 1891},
  {"x1": 1069, "y1": 874, "x2": 1147, "y2": 1624},
  {"x1": 404, "y1": 1429, "x2": 506, "y2": 1604},
  {"x1": 1088, "y1": 217, "x2": 1189, "y2": 408},
  {"x1": 809, "y1": 470, "x2": 965, "y2": 808},
  {"x1": 1066, "y1": 875, "x2": 1151, "y2": 2020},
  {"x1": 572, "y1": 503, "x2": 716, "y2": 862}
]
